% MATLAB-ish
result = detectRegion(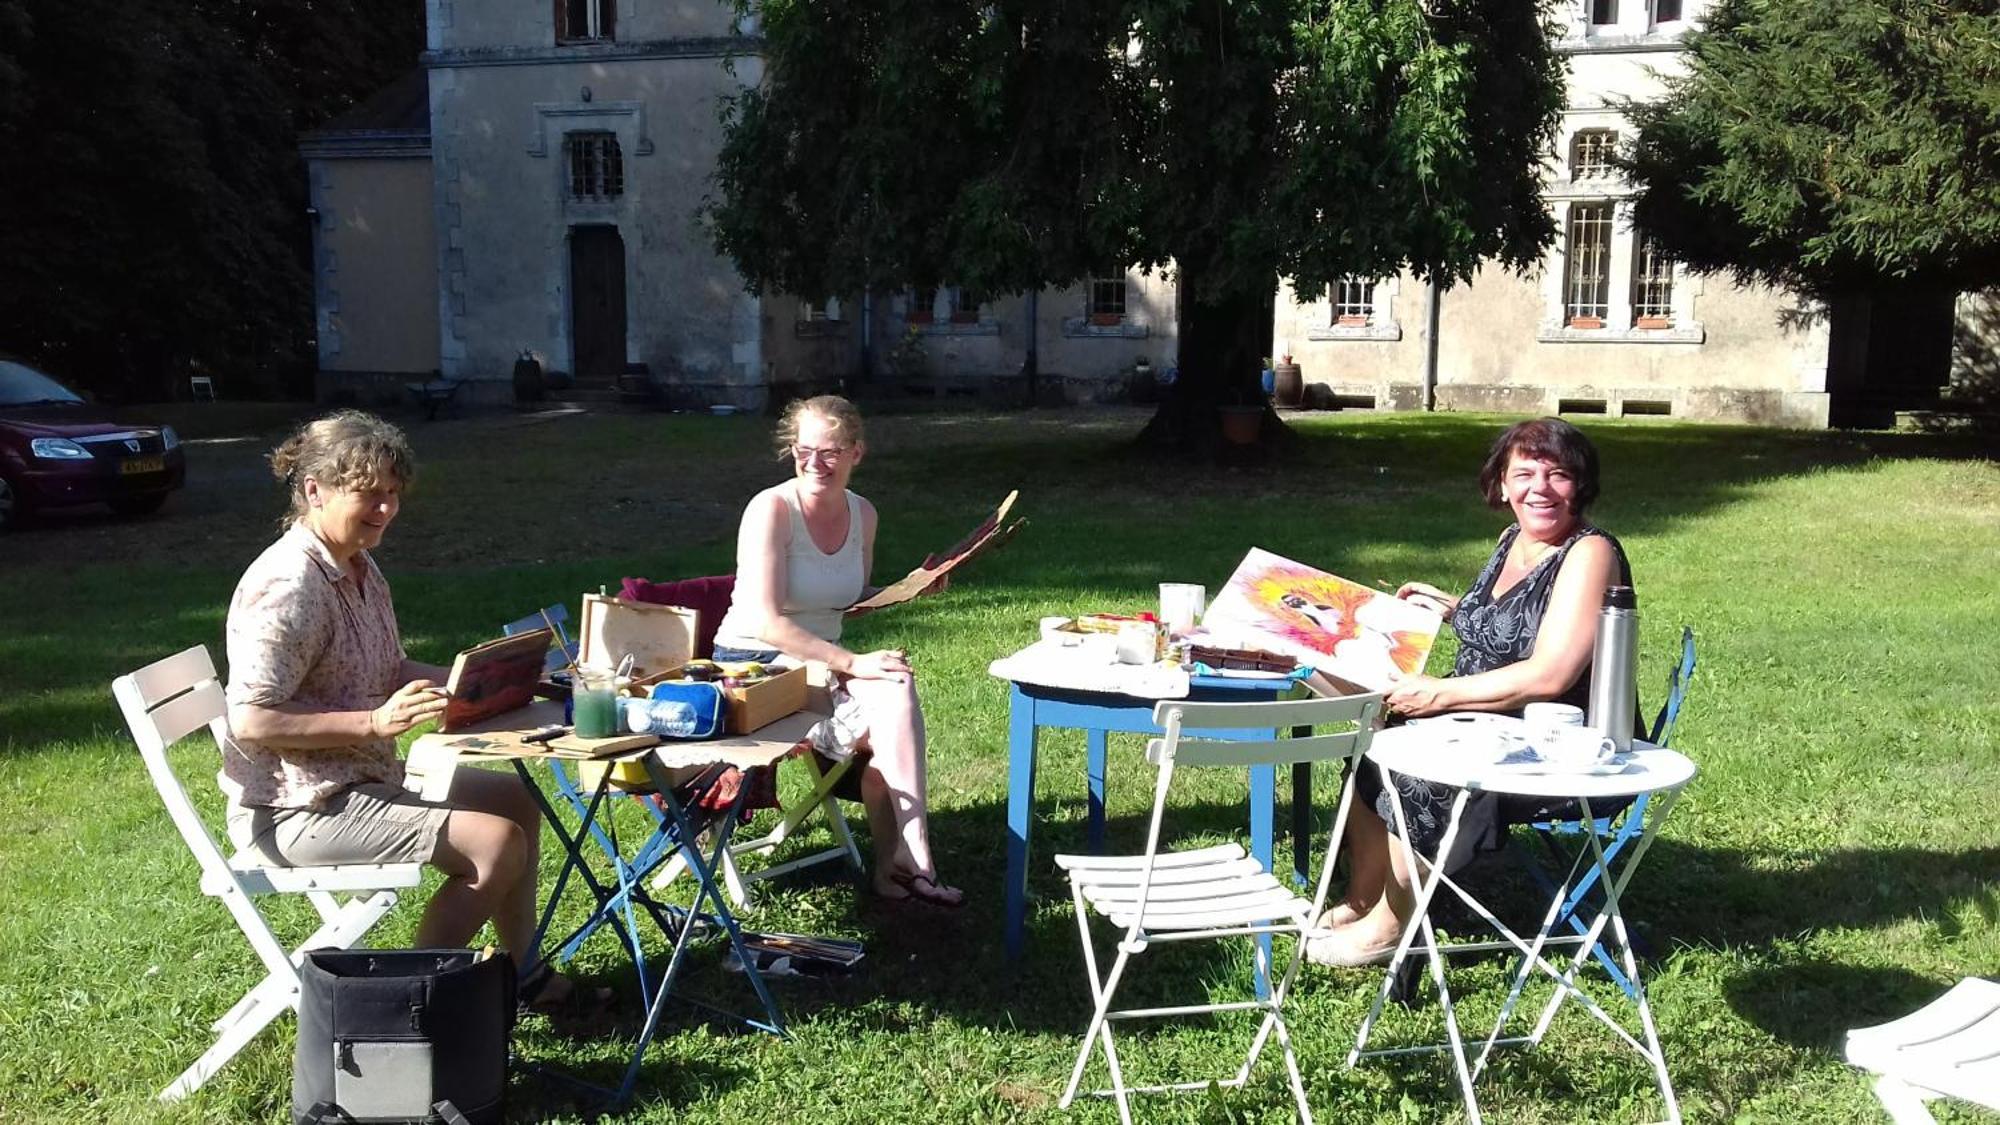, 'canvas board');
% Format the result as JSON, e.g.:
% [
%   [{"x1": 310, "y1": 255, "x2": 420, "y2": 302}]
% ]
[
  {"x1": 440, "y1": 628, "x2": 553, "y2": 732},
  {"x1": 1202, "y1": 547, "x2": 1442, "y2": 692},
  {"x1": 846, "y1": 490, "x2": 1024, "y2": 614}
]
